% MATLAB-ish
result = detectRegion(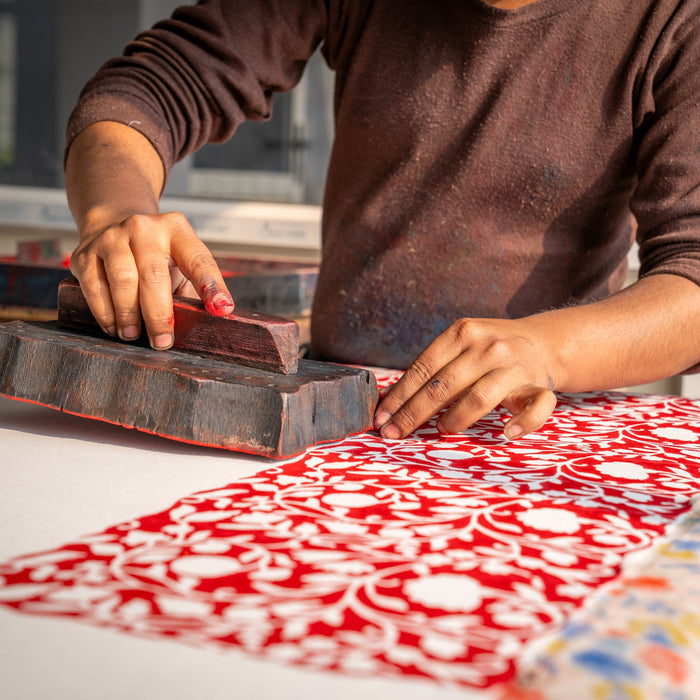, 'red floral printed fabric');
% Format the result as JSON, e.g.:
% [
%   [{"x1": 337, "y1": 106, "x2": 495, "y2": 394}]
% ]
[{"x1": 1, "y1": 370, "x2": 699, "y2": 689}]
